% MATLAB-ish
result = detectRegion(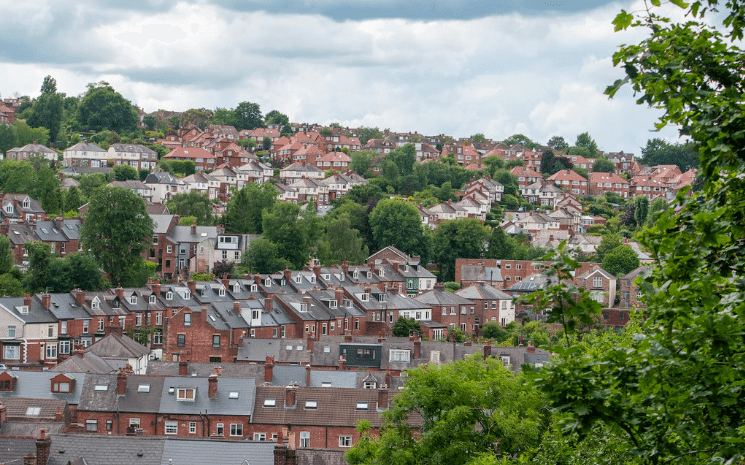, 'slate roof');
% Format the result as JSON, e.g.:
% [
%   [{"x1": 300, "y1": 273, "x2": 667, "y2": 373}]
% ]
[
  {"x1": 460, "y1": 265, "x2": 503, "y2": 283},
  {"x1": 0, "y1": 438, "x2": 37, "y2": 464},
  {"x1": 47, "y1": 434, "x2": 165, "y2": 465},
  {"x1": 146, "y1": 361, "x2": 265, "y2": 381},
  {"x1": 160, "y1": 438, "x2": 275, "y2": 465},
  {"x1": 0, "y1": 421, "x2": 65, "y2": 436},
  {"x1": 159, "y1": 377, "x2": 255, "y2": 416},
  {"x1": 50, "y1": 353, "x2": 116, "y2": 373},
  {"x1": 1, "y1": 397, "x2": 67, "y2": 420},
  {"x1": 456, "y1": 283, "x2": 513, "y2": 301},
  {"x1": 85, "y1": 333, "x2": 150, "y2": 359},
  {"x1": 414, "y1": 289, "x2": 473, "y2": 306},
  {"x1": 0, "y1": 371, "x2": 87, "y2": 404}
]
